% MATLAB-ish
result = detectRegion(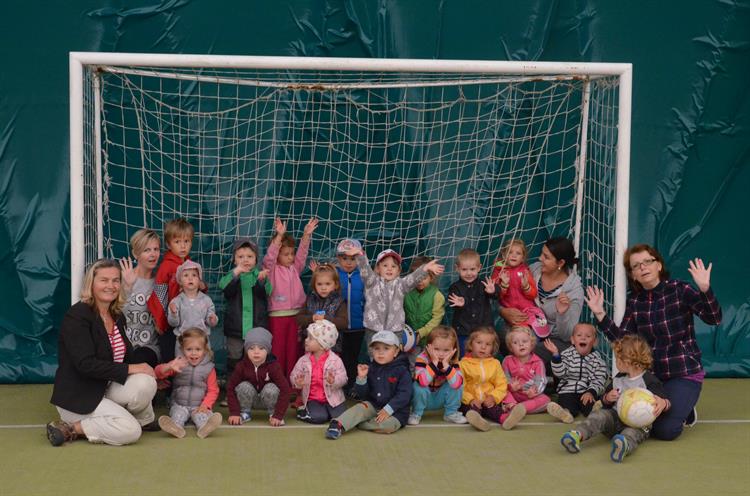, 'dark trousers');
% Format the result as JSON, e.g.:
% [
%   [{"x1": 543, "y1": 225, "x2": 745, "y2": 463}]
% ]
[
  {"x1": 557, "y1": 392, "x2": 595, "y2": 418},
  {"x1": 651, "y1": 377, "x2": 701, "y2": 441},
  {"x1": 297, "y1": 400, "x2": 347, "y2": 424},
  {"x1": 460, "y1": 403, "x2": 503, "y2": 424},
  {"x1": 158, "y1": 330, "x2": 177, "y2": 363},
  {"x1": 130, "y1": 347, "x2": 159, "y2": 368},
  {"x1": 341, "y1": 329, "x2": 365, "y2": 388}
]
